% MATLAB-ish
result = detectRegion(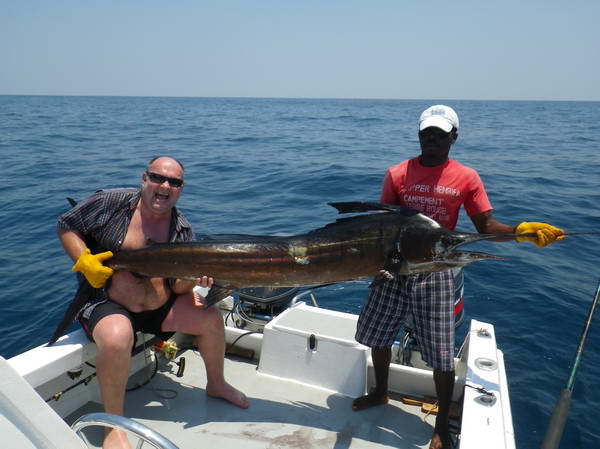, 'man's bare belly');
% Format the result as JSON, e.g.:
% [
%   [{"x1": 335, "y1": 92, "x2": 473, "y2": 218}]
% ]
[{"x1": 107, "y1": 271, "x2": 172, "y2": 313}]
